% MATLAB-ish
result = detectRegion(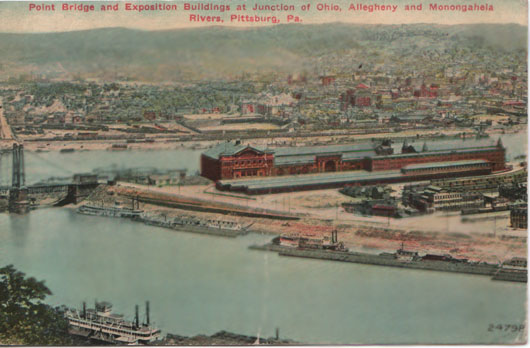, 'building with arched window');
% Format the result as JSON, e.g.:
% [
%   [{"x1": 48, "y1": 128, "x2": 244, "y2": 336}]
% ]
[{"x1": 201, "y1": 139, "x2": 506, "y2": 182}]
